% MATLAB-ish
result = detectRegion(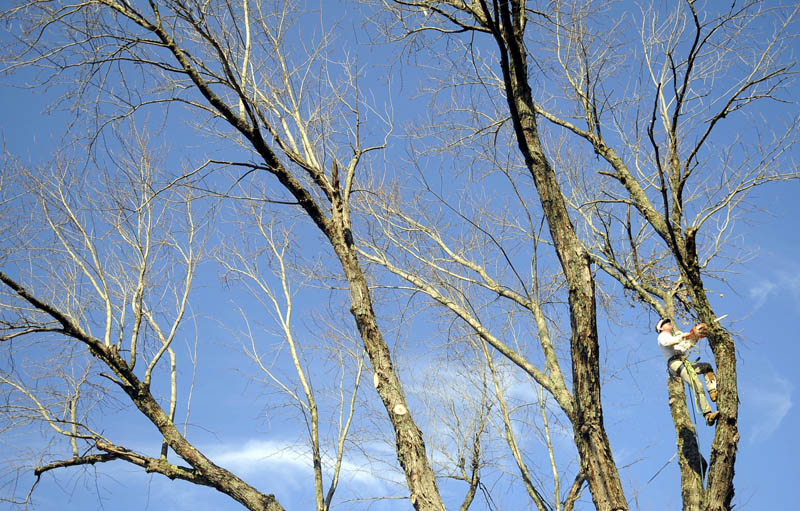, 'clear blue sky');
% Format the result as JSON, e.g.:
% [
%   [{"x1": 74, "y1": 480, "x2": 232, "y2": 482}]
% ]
[{"x1": 1, "y1": 1, "x2": 798, "y2": 510}]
